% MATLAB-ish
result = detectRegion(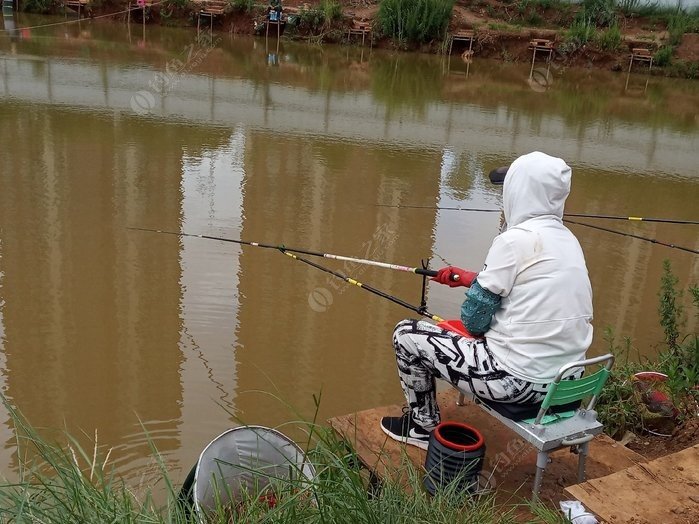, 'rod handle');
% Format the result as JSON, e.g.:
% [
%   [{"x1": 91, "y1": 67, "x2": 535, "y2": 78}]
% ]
[{"x1": 415, "y1": 268, "x2": 460, "y2": 281}]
